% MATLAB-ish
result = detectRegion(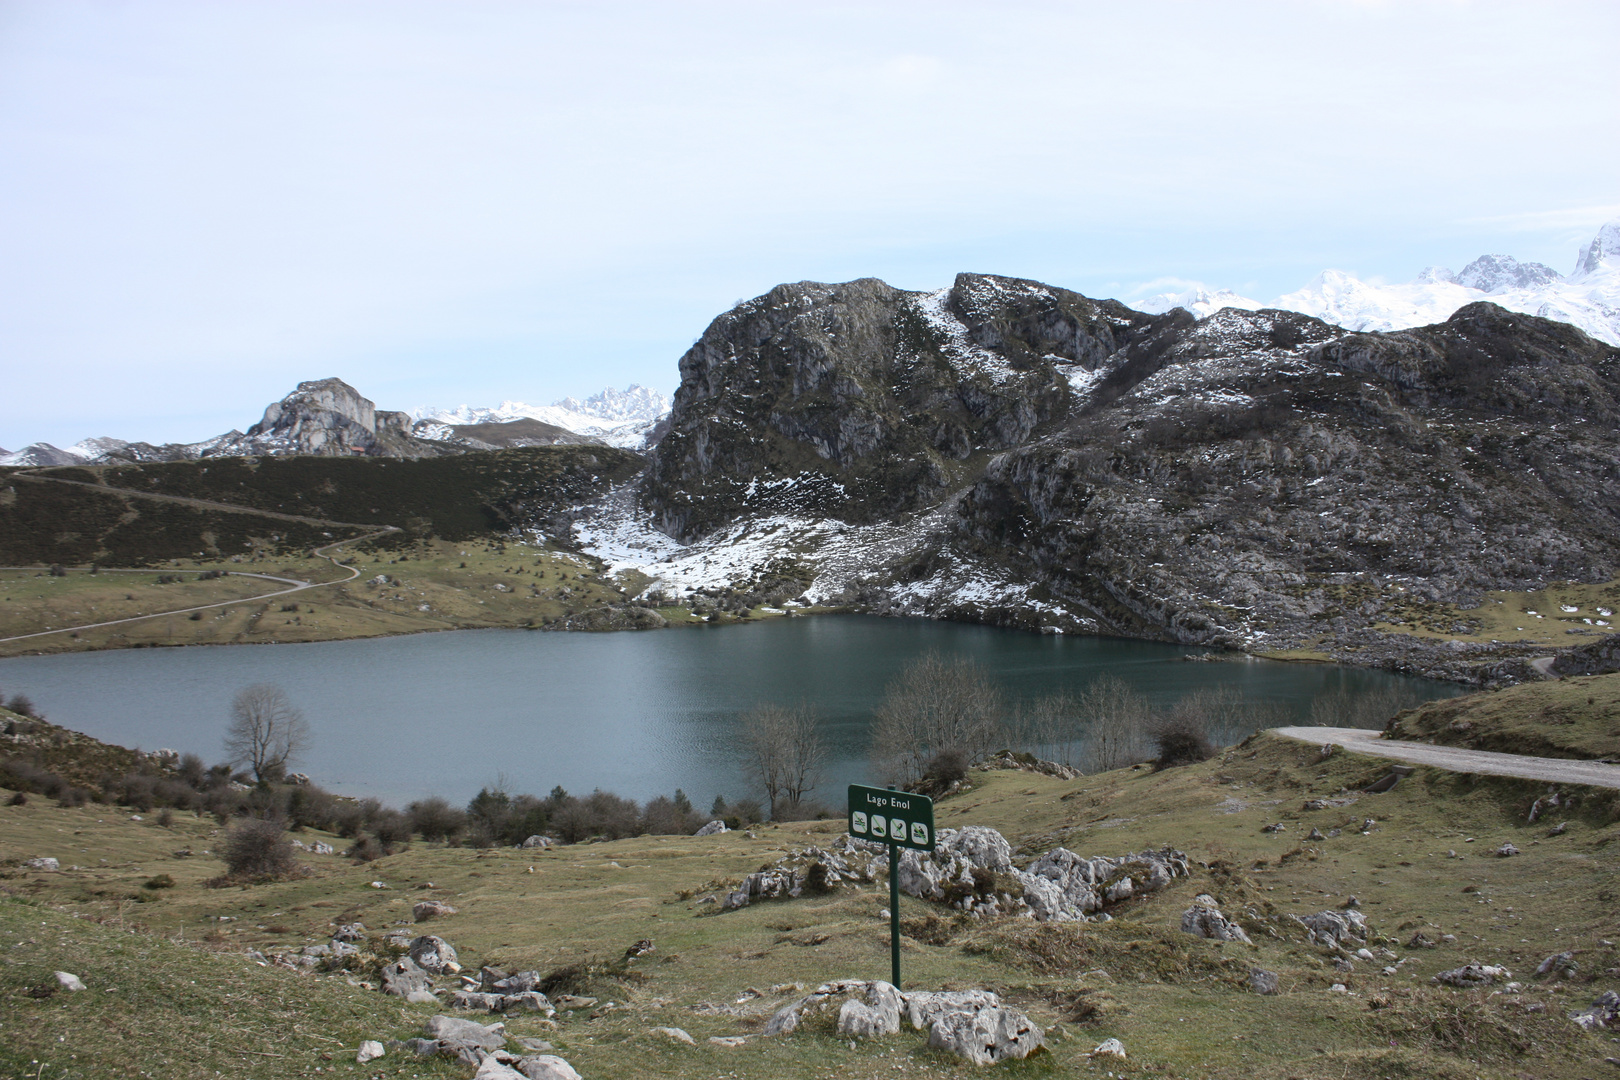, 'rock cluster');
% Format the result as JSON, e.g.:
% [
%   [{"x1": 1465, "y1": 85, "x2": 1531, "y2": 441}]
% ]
[
  {"x1": 718, "y1": 825, "x2": 1189, "y2": 923},
  {"x1": 1432, "y1": 963, "x2": 1512, "y2": 987},
  {"x1": 450, "y1": 967, "x2": 557, "y2": 1016},
  {"x1": 763, "y1": 980, "x2": 1042, "y2": 1064},
  {"x1": 1569, "y1": 990, "x2": 1620, "y2": 1031}
]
